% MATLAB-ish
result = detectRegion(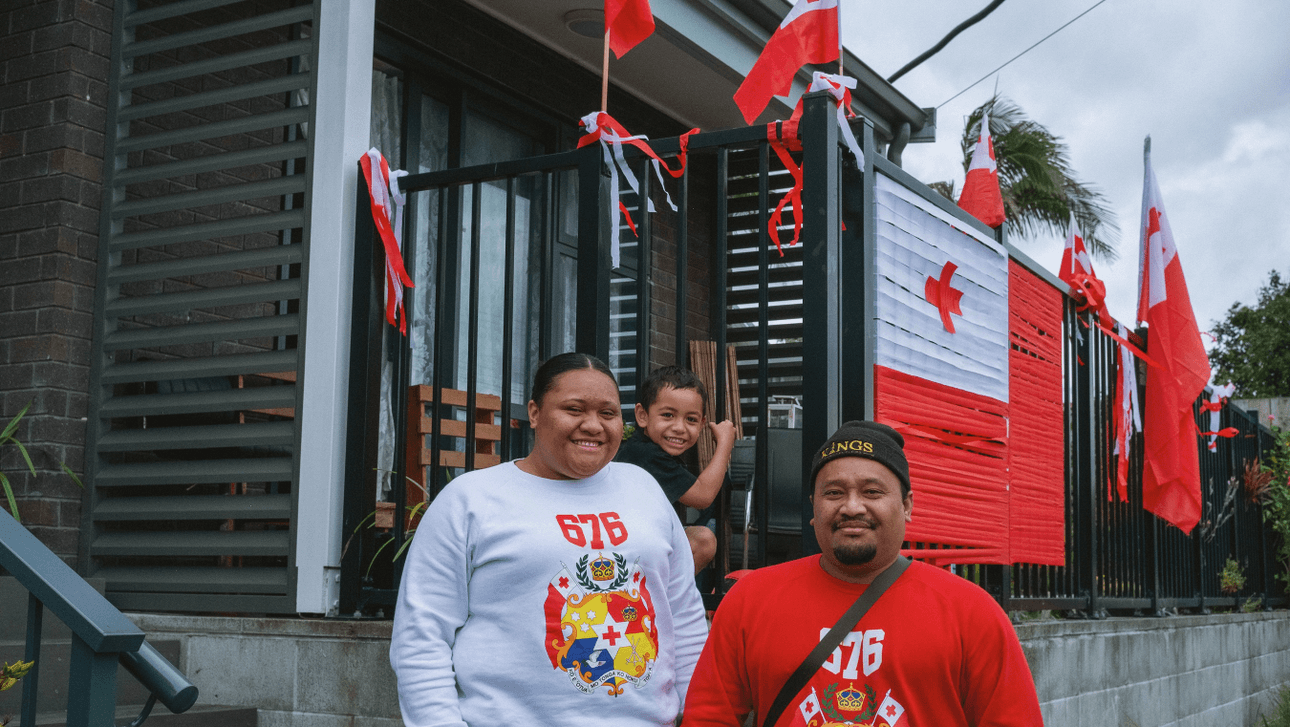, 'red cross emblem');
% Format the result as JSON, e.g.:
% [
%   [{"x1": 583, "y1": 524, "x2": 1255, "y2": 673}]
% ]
[
  {"x1": 924, "y1": 260, "x2": 964, "y2": 333},
  {"x1": 558, "y1": 576, "x2": 569, "y2": 589},
  {"x1": 602, "y1": 625, "x2": 622, "y2": 646},
  {"x1": 886, "y1": 704, "x2": 898, "y2": 717}
]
